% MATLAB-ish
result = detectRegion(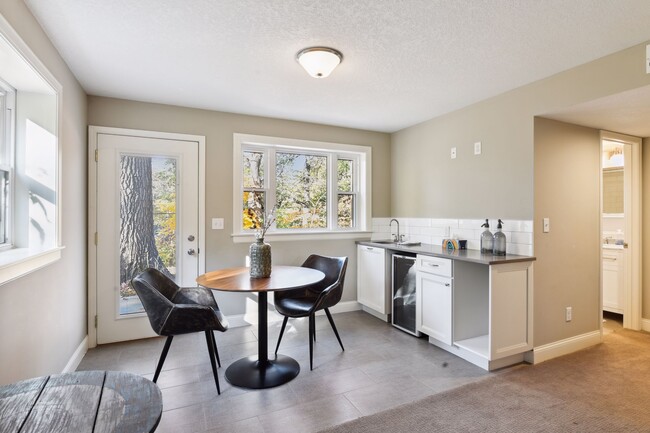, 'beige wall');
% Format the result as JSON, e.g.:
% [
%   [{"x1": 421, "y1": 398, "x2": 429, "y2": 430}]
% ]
[
  {"x1": 391, "y1": 41, "x2": 650, "y2": 220},
  {"x1": 0, "y1": 1, "x2": 87, "y2": 384},
  {"x1": 534, "y1": 118, "x2": 601, "y2": 345},
  {"x1": 87, "y1": 96, "x2": 391, "y2": 314}
]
